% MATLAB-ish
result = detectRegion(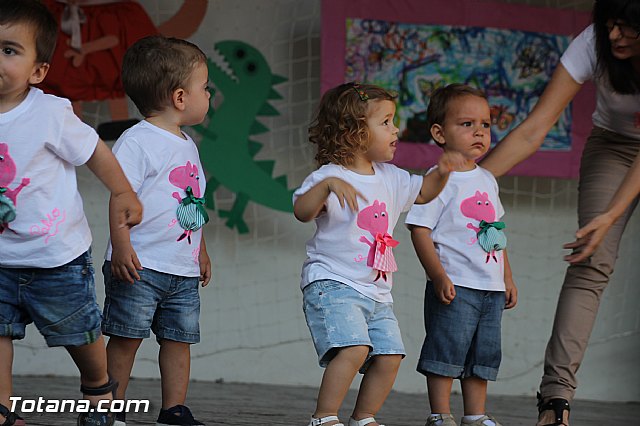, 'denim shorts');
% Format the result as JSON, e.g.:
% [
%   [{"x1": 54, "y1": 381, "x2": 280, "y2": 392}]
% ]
[
  {"x1": 0, "y1": 251, "x2": 102, "y2": 347},
  {"x1": 418, "y1": 282, "x2": 505, "y2": 381},
  {"x1": 102, "y1": 262, "x2": 200, "y2": 344},
  {"x1": 302, "y1": 279, "x2": 405, "y2": 368}
]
